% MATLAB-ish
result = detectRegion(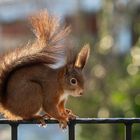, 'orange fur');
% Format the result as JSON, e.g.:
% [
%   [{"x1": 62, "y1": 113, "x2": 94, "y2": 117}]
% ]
[{"x1": 0, "y1": 11, "x2": 90, "y2": 128}]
